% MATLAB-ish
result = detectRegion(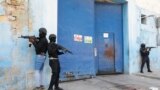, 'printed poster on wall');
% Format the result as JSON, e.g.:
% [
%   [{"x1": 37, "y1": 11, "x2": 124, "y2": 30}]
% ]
[
  {"x1": 74, "y1": 34, "x2": 83, "y2": 42},
  {"x1": 84, "y1": 36, "x2": 92, "y2": 44}
]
